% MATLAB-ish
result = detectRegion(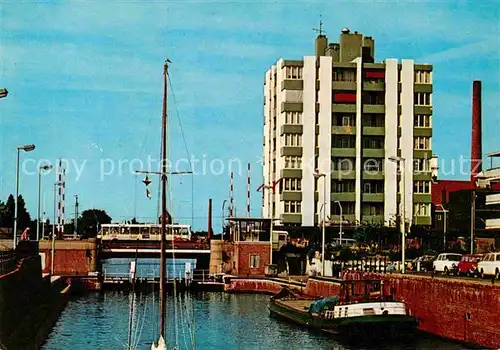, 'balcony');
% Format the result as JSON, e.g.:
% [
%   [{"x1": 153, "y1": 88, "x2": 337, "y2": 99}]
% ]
[
  {"x1": 280, "y1": 125, "x2": 303, "y2": 135},
  {"x1": 363, "y1": 171, "x2": 384, "y2": 180},
  {"x1": 281, "y1": 213, "x2": 302, "y2": 224},
  {"x1": 280, "y1": 169, "x2": 302, "y2": 179},
  {"x1": 414, "y1": 150, "x2": 432, "y2": 159},
  {"x1": 362, "y1": 127, "x2": 385, "y2": 136},
  {"x1": 362, "y1": 193, "x2": 384, "y2": 202},
  {"x1": 363, "y1": 104, "x2": 385, "y2": 114},
  {"x1": 281, "y1": 191, "x2": 302, "y2": 201},
  {"x1": 331, "y1": 192, "x2": 356, "y2": 202},
  {"x1": 414, "y1": 84, "x2": 432, "y2": 93},
  {"x1": 331, "y1": 170, "x2": 356, "y2": 180},
  {"x1": 361, "y1": 215, "x2": 385, "y2": 225},
  {"x1": 413, "y1": 193, "x2": 432, "y2": 203},
  {"x1": 332, "y1": 126, "x2": 356, "y2": 135},
  {"x1": 280, "y1": 146, "x2": 302, "y2": 157},
  {"x1": 281, "y1": 80, "x2": 303, "y2": 91},
  {"x1": 332, "y1": 81, "x2": 356, "y2": 91},
  {"x1": 281, "y1": 102, "x2": 303, "y2": 113},
  {"x1": 332, "y1": 104, "x2": 356, "y2": 113},
  {"x1": 363, "y1": 81, "x2": 385, "y2": 91},
  {"x1": 331, "y1": 148, "x2": 356, "y2": 157},
  {"x1": 414, "y1": 216, "x2": 431, "y2": 226},
  {"x1": 413, "y1": 172, "x2": 432, "y2": 181},
  {"x1": 413, "y1": 127, "x2": 432, "y2": 137},
  {"x1": 362, "y1": 149, "x2": 385, "y2": 158},
  {"x1": 414, "y1": 105, "x2": 432, "y2": 115}
]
